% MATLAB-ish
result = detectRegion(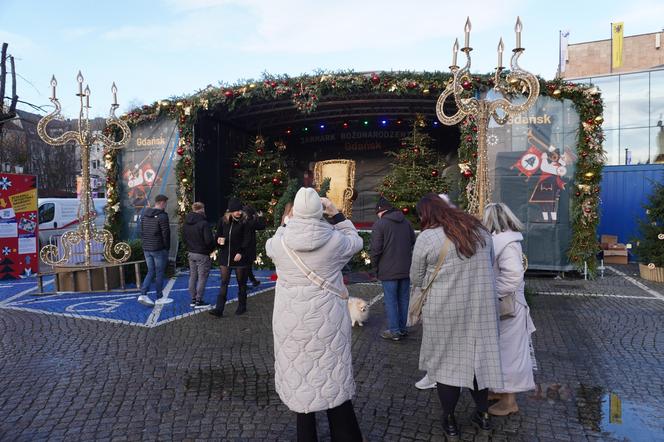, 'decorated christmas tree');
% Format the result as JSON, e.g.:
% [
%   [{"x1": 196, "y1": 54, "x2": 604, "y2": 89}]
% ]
[
  {"x1": 232, "y1": 135, "x2": 288, "y2": 225},
  {"x1": 376, "y1": 119, "x2": 448, "y2": 226},
  {"x1": 636, "y1": 181, "x2": 664, "y2": 269}
]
